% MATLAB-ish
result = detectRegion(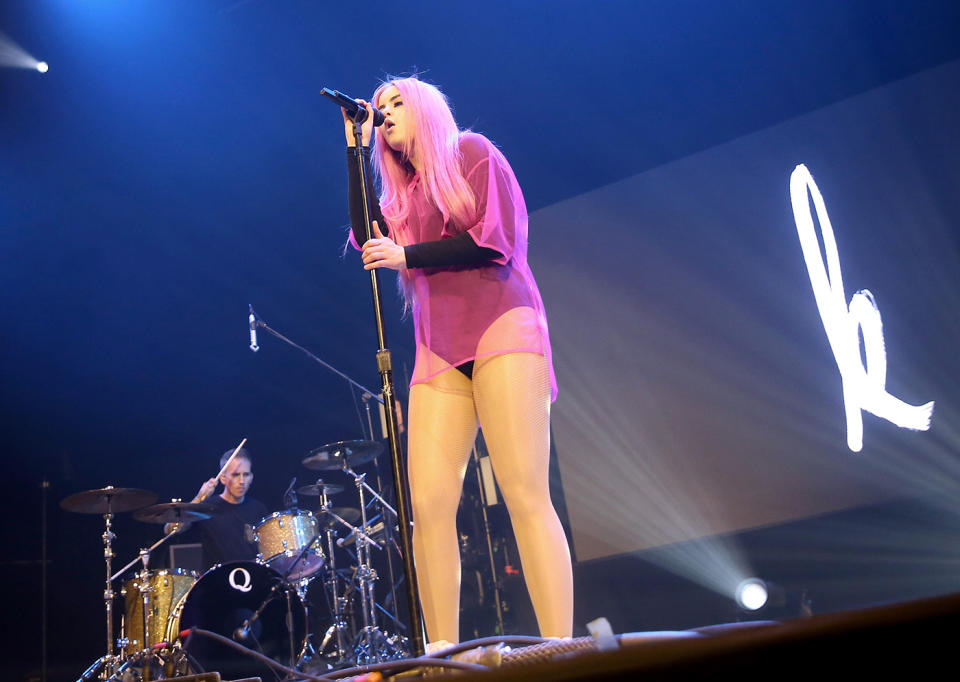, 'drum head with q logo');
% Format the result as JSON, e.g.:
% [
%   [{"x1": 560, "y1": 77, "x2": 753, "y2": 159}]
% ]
[{"x1": 172, "y1": 561, "x2": 306, "y2": 679}]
